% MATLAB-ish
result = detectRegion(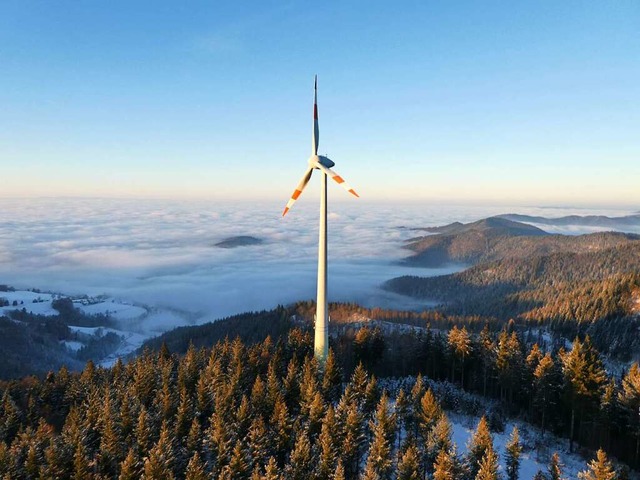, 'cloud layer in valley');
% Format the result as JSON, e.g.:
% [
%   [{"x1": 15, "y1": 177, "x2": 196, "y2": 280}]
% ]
[{"x1": 1, "y1": 198, "x2": 637, "y2": 333}]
